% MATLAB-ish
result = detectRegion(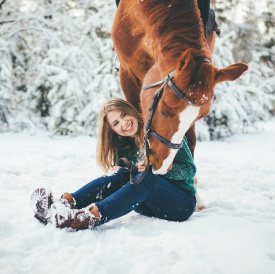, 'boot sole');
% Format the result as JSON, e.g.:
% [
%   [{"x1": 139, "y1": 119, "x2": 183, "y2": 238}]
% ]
[{"x1": 30, "y1": 188, "x2": 53, "y2": 225}]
